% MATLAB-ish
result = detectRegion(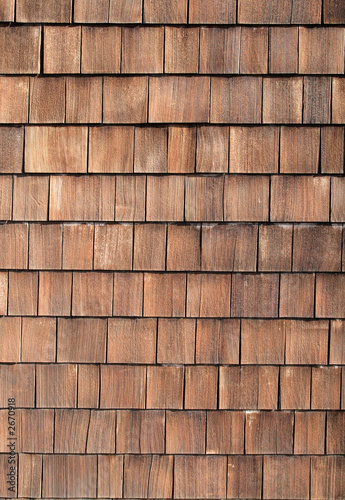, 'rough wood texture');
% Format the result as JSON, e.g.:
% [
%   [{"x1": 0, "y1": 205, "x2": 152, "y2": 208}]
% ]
[
  {"x1": 81, "y1": 27, "x2": 121, "y2": 73},
  {"x1": 44, "y1": 26, "x2": 81, "y2": 74}
]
